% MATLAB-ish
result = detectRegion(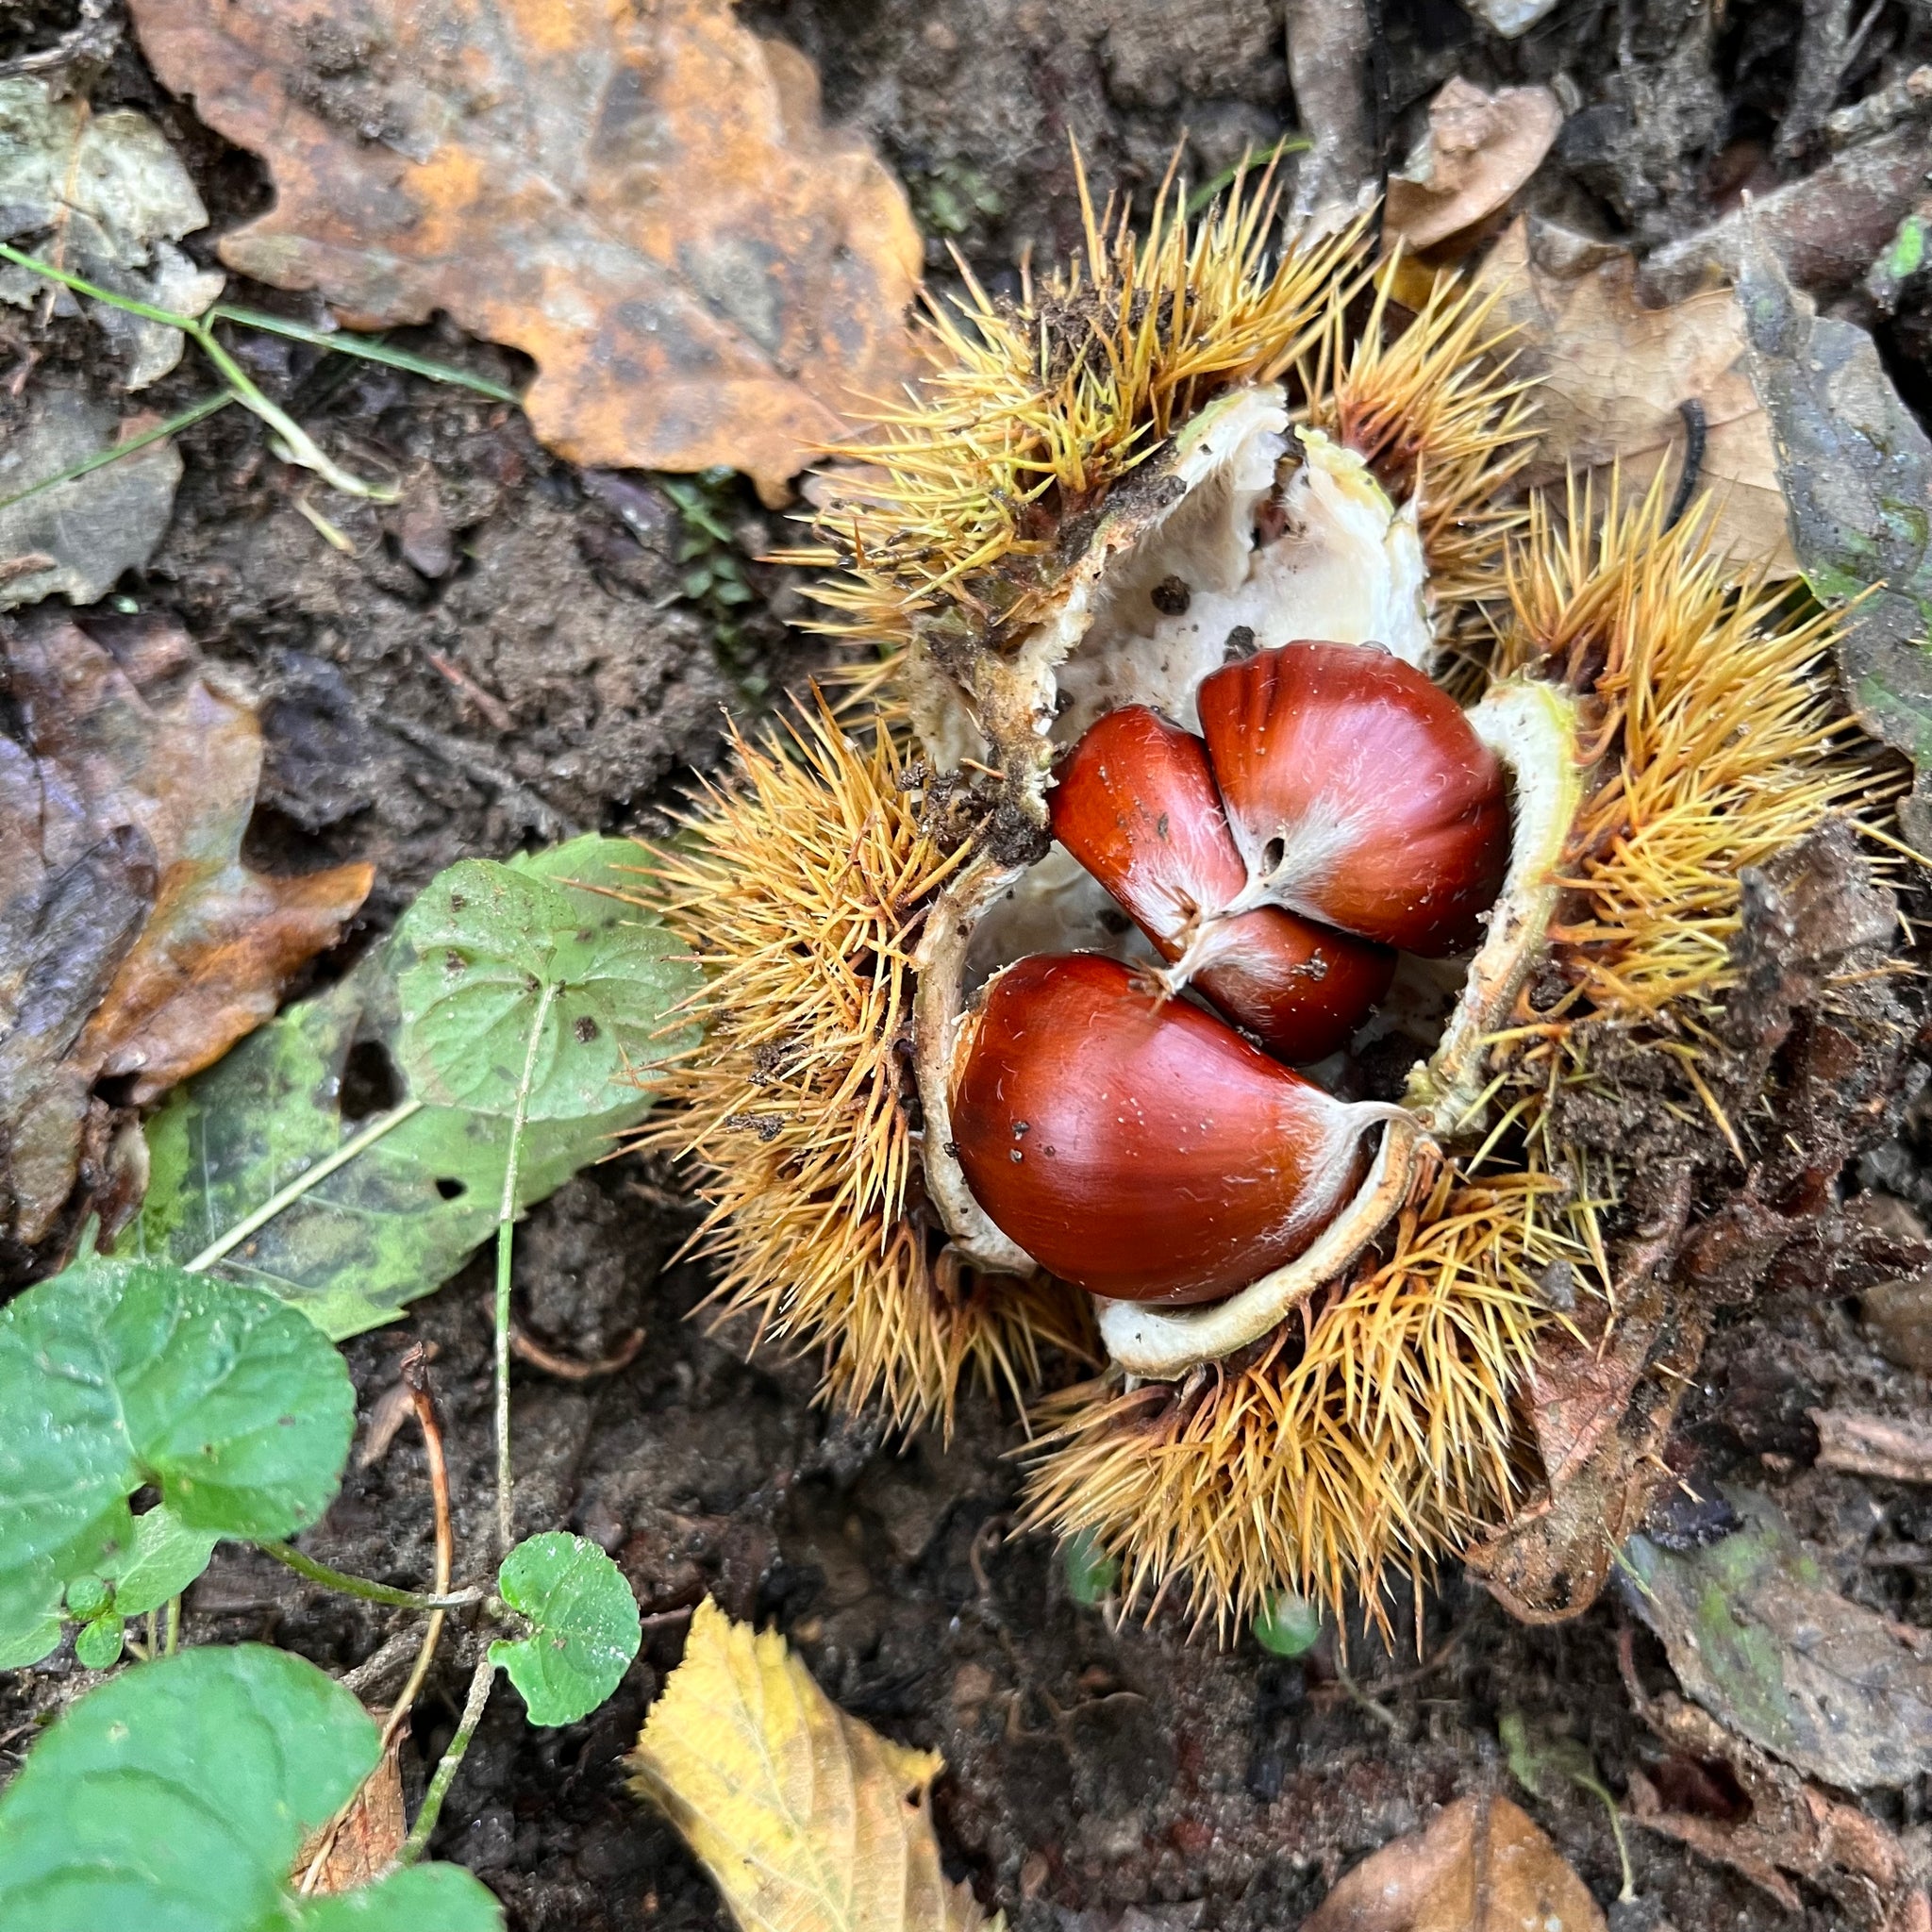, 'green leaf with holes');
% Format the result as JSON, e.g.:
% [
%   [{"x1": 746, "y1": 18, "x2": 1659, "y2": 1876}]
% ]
[
  {"x1": 490, "y1": 1532, "x2": 641, "y2": 1726},
  {"x1": 396, "y1": 840, "x2": 695, "y2": 1123},
  {"x1": 0, "y1": 1644, "x2": 503, "y2": 1931},
  {"x1": 0, "y1": 1258, "x2": 353, "y2": 1669}
]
